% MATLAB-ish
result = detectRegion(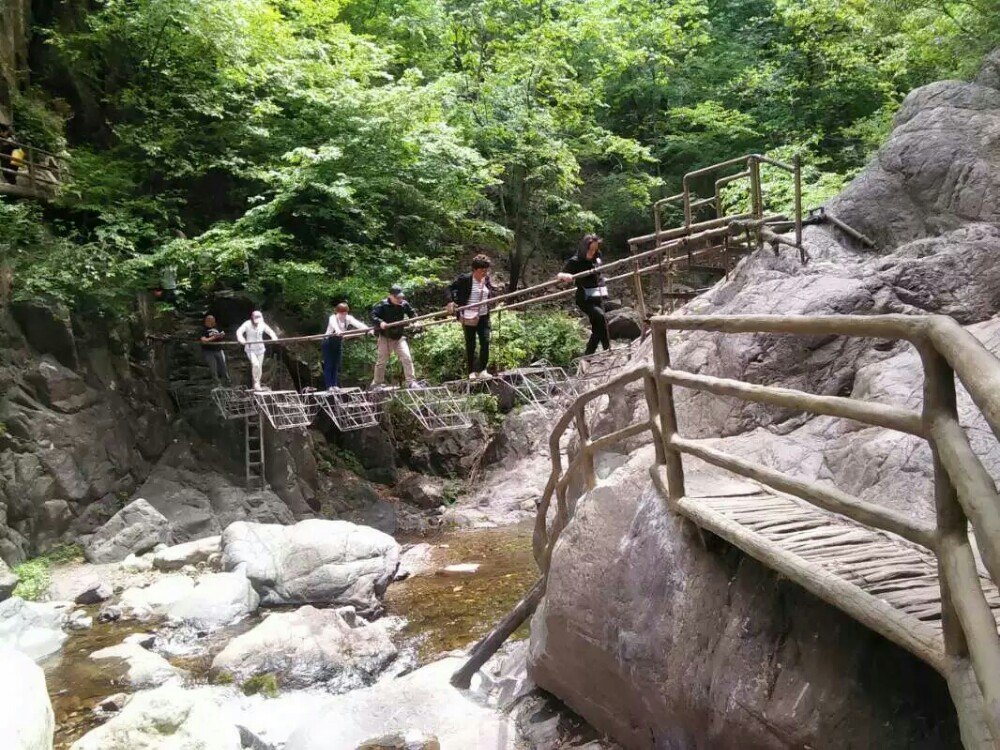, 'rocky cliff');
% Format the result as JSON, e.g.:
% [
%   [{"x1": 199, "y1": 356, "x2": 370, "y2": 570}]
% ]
[{"x1": 526, "y1": 54, "x2": 1000, "y2": 747}]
